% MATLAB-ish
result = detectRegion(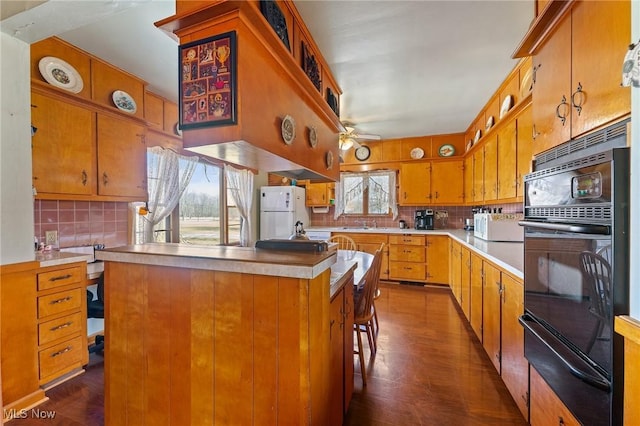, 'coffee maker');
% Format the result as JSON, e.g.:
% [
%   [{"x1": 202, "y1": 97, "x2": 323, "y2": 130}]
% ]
[{"x1": 415, "y1": 209, "x2": 434, "y2": 230}]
